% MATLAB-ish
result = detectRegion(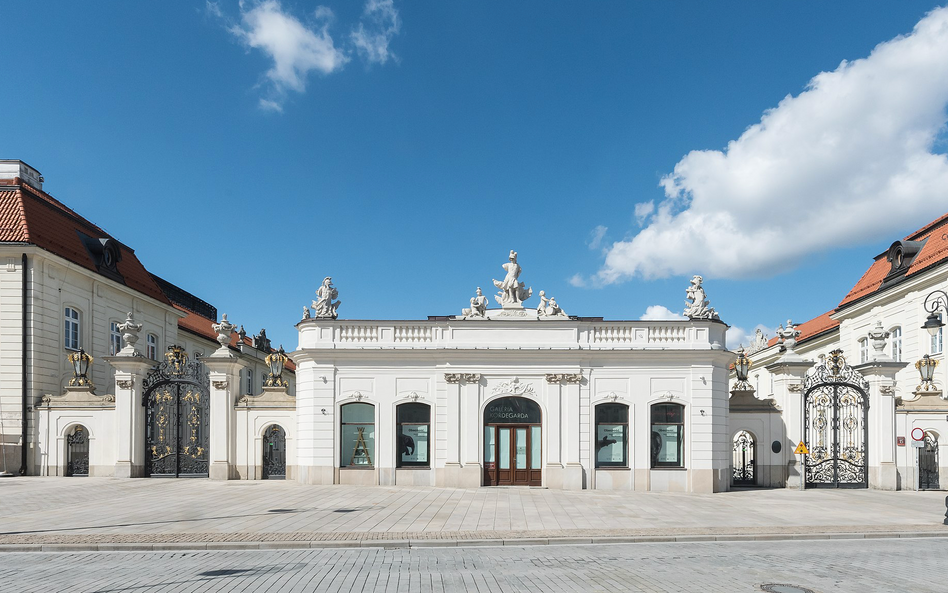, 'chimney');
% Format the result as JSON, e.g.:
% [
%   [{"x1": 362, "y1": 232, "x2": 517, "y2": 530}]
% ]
[{"x1": 0, "y1": 160, "x2": 44, "y2": 190}]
